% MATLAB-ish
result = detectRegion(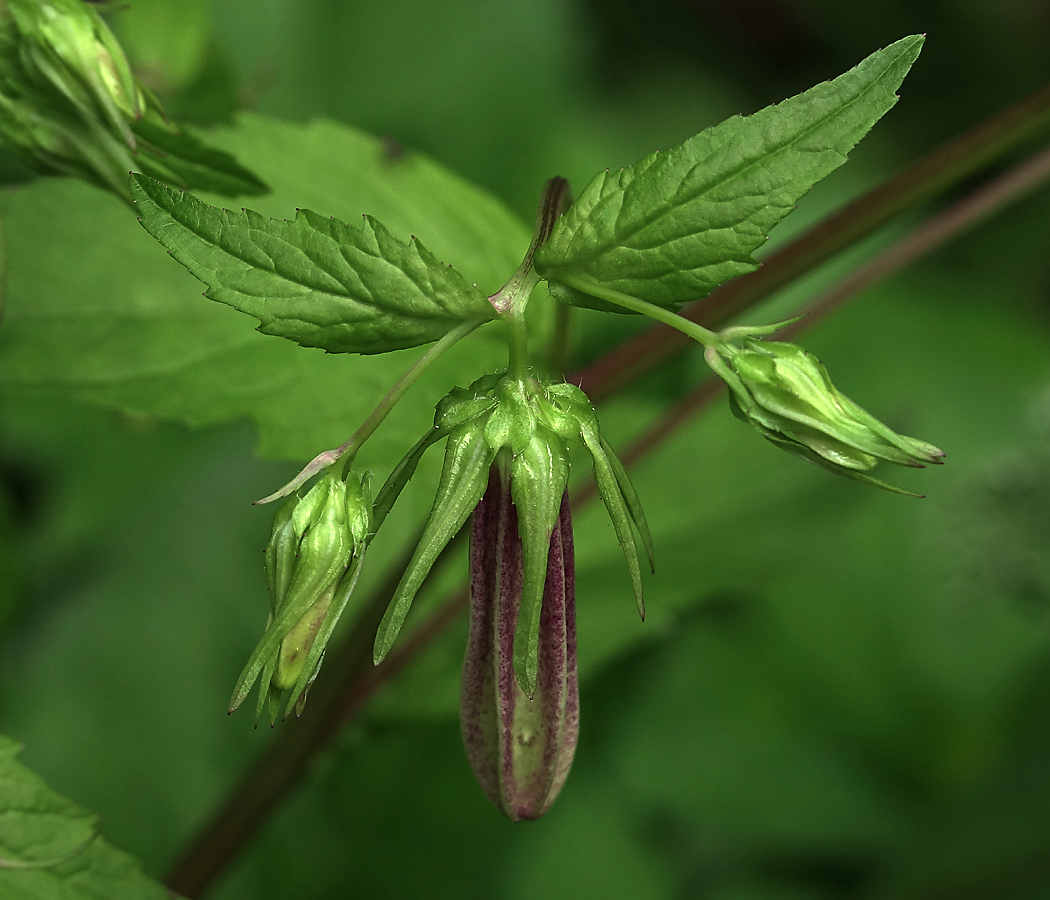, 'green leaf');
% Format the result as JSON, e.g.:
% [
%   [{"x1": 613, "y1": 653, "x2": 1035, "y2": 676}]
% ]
[
  {"x1": 534, "y1": 35, "x2": 924, "y2": 311},
  {"x1": 130, "y1": 173, "x2": 496, "y2": 355},
  {"x1": 0, "y1": 735, "x2": 173, "y2": 899},
  {"x1": 0, "y1": 115, "x2": 530, "y2": 461}
]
